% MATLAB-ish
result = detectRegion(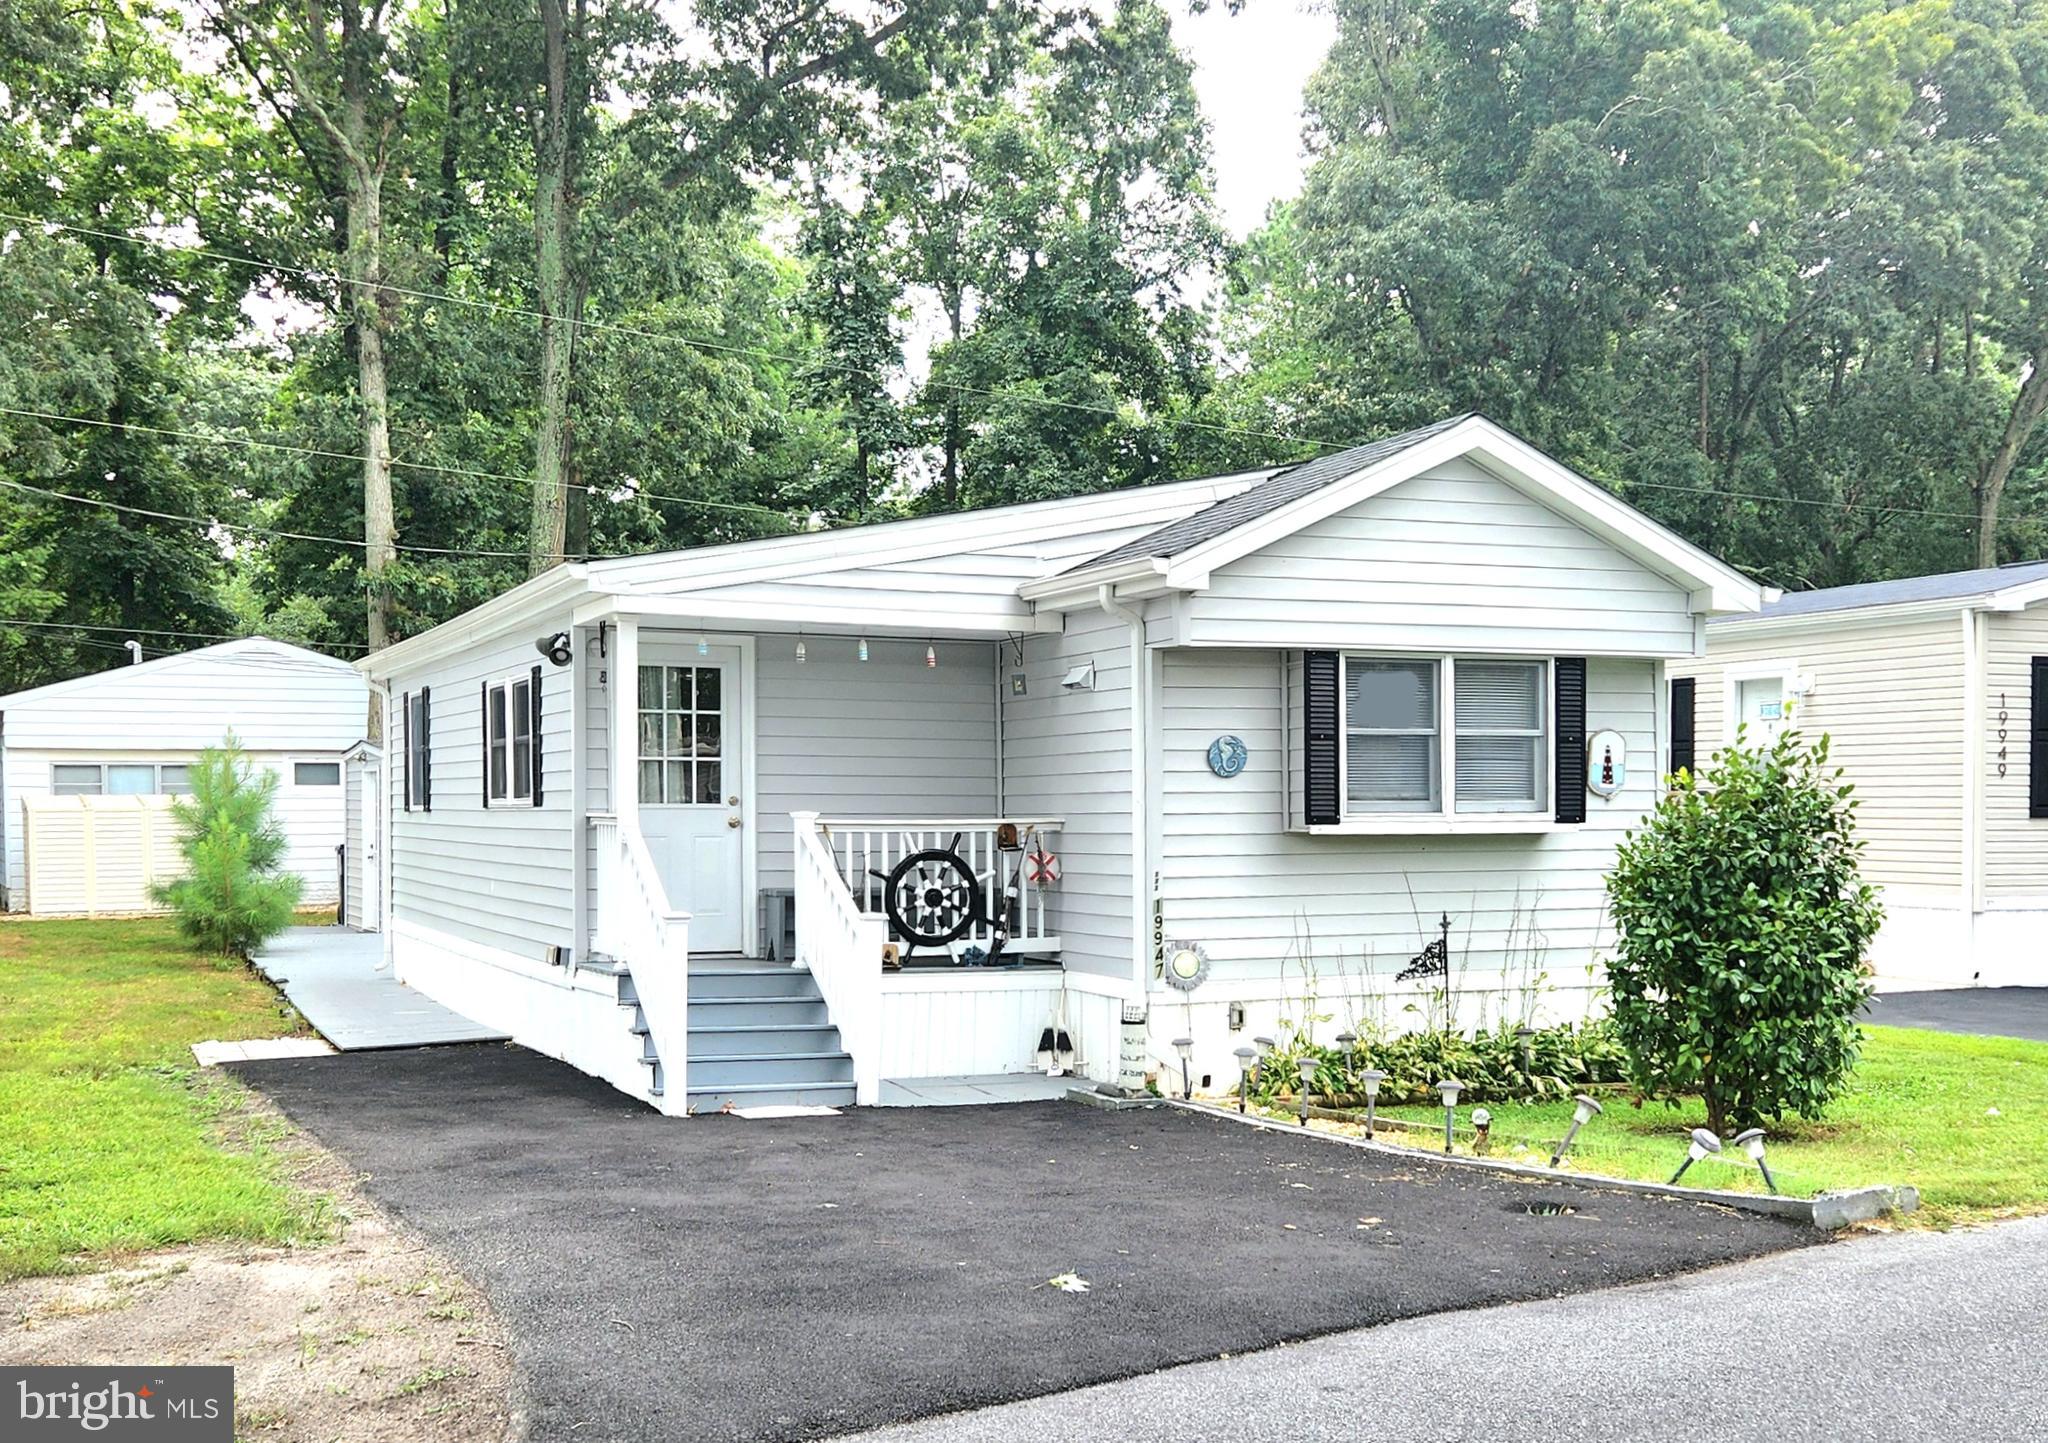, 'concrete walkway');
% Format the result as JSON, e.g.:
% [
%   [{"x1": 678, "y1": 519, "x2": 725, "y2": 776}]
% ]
[
  {"x1": 252, "y1": 927, "x2": 507, "y2": 1050},
  {"x1": 842, "y1": 1215, "x2": 2048, "y2": 1443},
  {"x1": 1867, "y1": 986, "x2": 2048, "y2": 1043}
]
